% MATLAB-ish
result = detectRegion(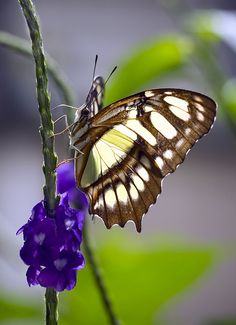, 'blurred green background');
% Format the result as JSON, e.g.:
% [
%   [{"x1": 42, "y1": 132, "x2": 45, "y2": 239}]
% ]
[{"x1": 0, "y1": 1, "x2": 236, "y2": 324}]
